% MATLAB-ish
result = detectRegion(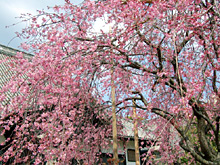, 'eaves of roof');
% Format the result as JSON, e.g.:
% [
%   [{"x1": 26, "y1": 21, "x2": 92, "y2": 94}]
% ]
[{"x1": 0, "y1": 44, "x2": 34, "y2": 58}]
